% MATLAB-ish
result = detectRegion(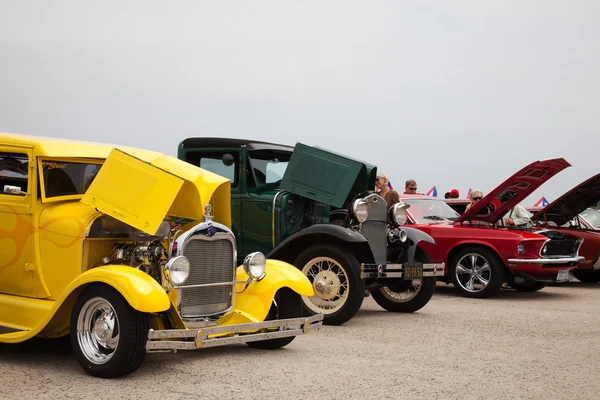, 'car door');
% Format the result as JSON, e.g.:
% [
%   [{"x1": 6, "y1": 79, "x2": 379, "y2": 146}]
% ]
[{"x1": 0, "y1": 146, "x2": 37, "y2": 297}]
